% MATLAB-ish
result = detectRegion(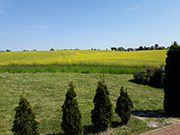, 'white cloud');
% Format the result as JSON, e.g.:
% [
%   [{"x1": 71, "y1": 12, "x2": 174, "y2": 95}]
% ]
[{"x1": 127, "y1": 7, "x2": 139, "y2": 11}]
